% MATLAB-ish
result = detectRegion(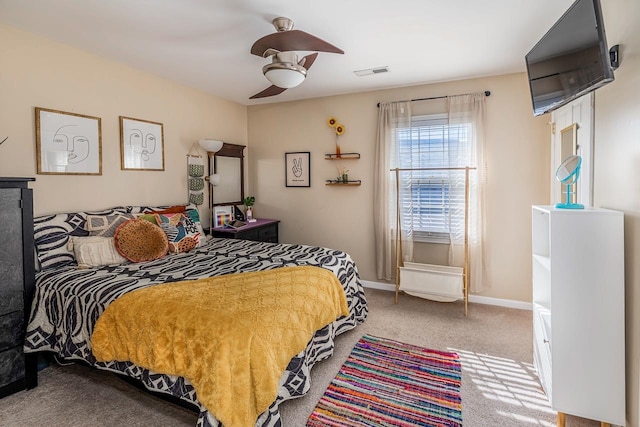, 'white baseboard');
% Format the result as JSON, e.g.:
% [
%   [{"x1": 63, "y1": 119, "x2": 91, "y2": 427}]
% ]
[
  {"x1": 361, "y1": 280, "x2": 532, "y2": 311},
  {"x1": 360, "y1": 280, "x2": 396, "y2": 292},
  {"x1": 468, "y1": 295, "x2": 532, "y2": 310}
]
